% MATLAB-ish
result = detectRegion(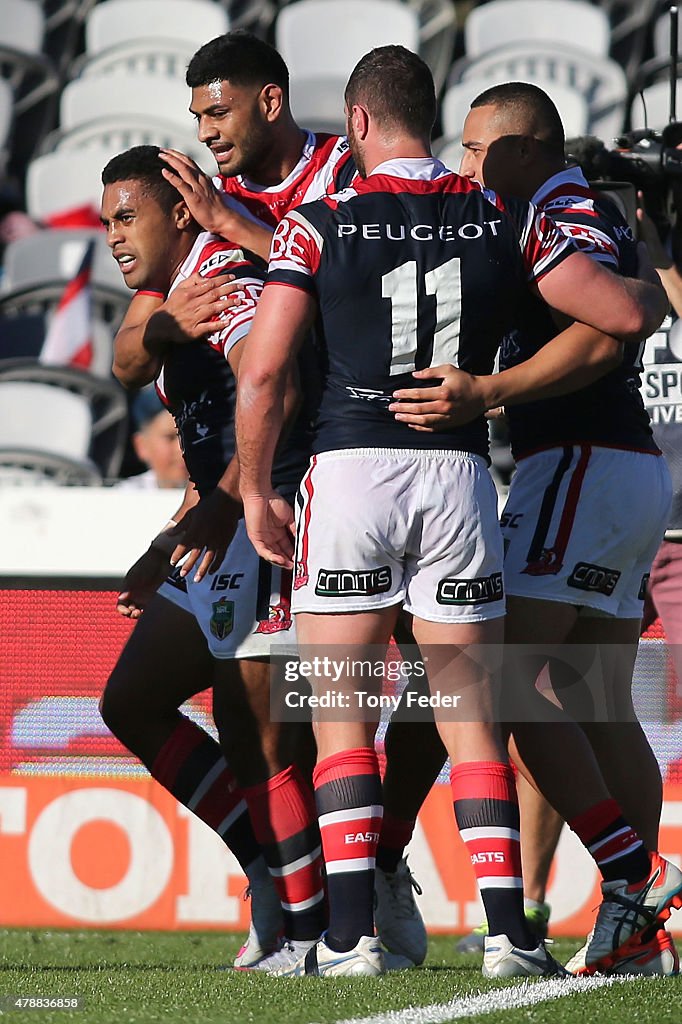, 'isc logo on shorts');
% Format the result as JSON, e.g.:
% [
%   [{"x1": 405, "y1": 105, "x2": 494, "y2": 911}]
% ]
[
  {"x1": 315, "y1": 566, "x2": 392, "y2": 596},
  {"x1": 567, "y1": 562, "x2": 621, "y2": 596},
  {"x1": 436, "y1": 572, "x2": 503, "y2": 605}
]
